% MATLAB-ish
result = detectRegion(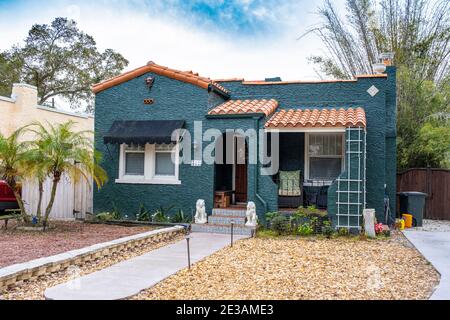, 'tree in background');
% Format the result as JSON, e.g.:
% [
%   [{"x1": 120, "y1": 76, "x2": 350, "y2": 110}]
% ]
[
  {"x1": 0, "y1": 17, "x2": 128, "y2": 113},
  {"x1": 304, "y1": 0, "x2": 450, "y2": 169}
]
